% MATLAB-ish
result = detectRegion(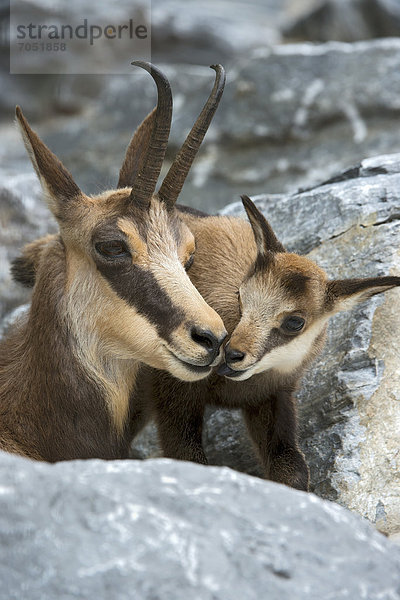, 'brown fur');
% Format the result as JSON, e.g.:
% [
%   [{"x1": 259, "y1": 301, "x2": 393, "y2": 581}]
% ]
[
  {"x1": 0, "y1": 62, "x2": 227, "y2": 461},
  {"x1": 0, "y1": 240, "x2": 132, "y2": 461}
]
